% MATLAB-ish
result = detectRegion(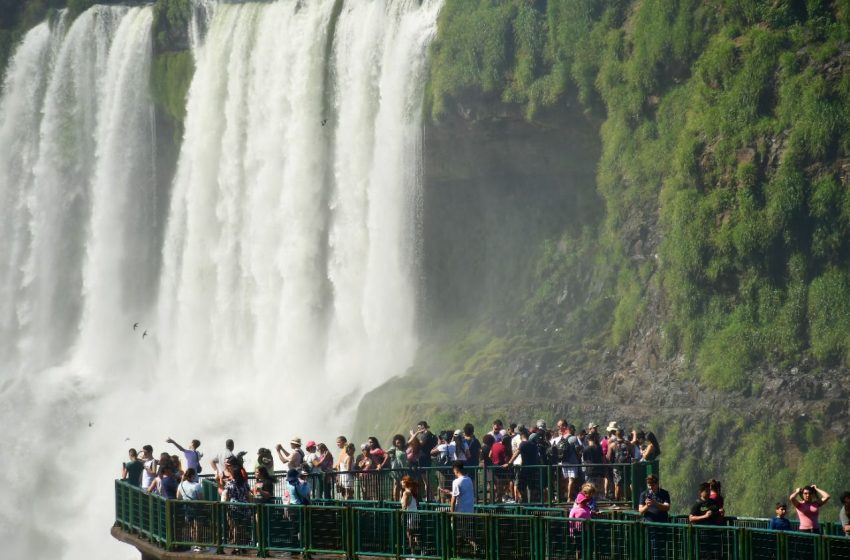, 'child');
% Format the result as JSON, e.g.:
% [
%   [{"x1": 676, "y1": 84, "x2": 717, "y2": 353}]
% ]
[{"x1": 769, "y1": 503, "x2": 791, "y2": 531}]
